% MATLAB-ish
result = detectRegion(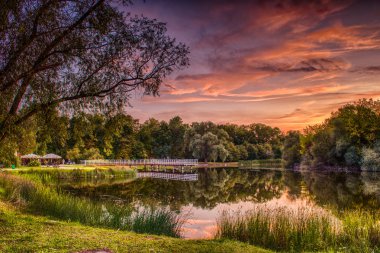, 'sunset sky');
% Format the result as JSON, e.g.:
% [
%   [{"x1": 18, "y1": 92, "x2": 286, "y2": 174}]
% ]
[{"x1": 125, "y1": 0, "x2": 380, "y2": 131}]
